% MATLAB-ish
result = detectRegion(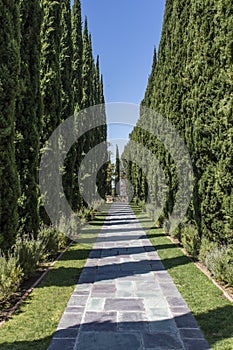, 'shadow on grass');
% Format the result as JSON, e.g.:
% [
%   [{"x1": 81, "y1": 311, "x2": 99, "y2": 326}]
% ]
[
  {"x1": 3, "y1": 306, "x2": 233, "y2": 349},
  {"x1": 37, "y1": 253, "x2": 192, "y2": 288}
]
